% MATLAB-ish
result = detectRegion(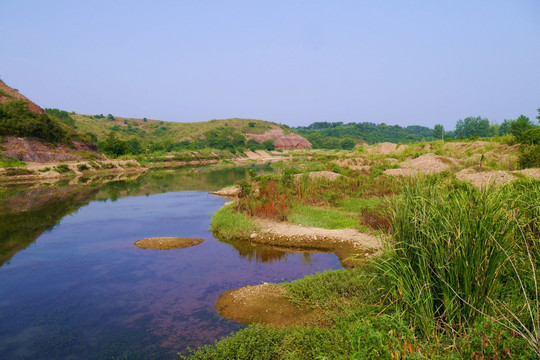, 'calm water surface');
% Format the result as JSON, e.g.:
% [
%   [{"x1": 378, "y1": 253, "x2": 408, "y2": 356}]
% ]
[{"x1": 0, "y1": 167, "x2": 342, "y2": 359}]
